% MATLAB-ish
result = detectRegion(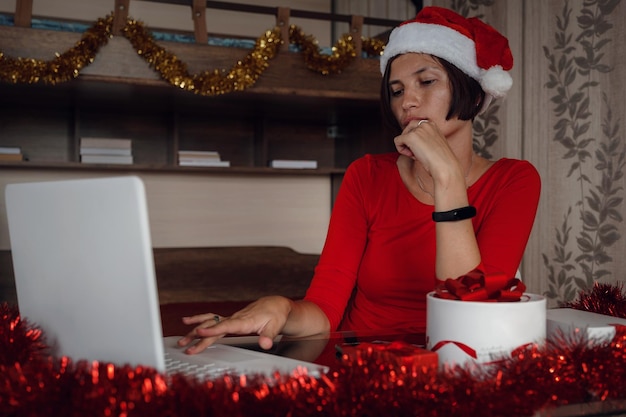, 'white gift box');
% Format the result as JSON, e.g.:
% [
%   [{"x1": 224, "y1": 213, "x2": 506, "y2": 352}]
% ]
[
  {"x1": 426, "y1": 292, "x2": 546, "y2": 367},
  {"x1": 546, "y1": 308, "x2": 626, "y2": 345}
]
